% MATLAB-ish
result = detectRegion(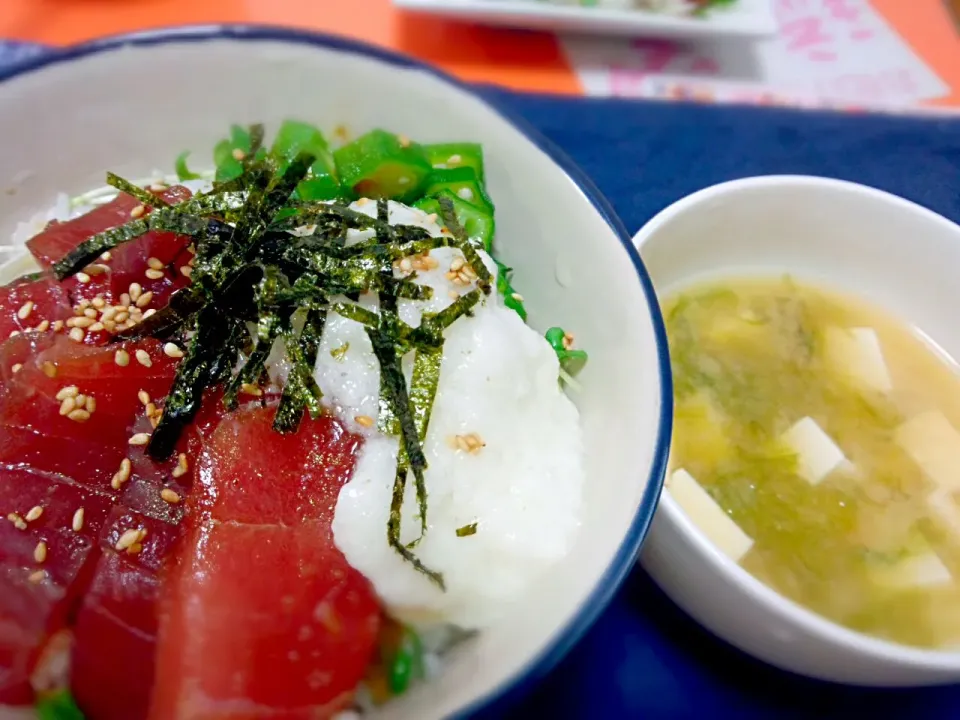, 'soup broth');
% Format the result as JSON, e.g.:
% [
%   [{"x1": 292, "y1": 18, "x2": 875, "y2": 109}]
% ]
[{"x1": 665, "y1": 275, "x2": 960, "y2": 649}]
